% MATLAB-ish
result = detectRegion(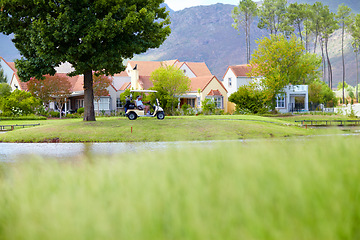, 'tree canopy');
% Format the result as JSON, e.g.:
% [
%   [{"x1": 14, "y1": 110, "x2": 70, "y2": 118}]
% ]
[
  {"x1": 150, "y1": 65, "x2": 191, "y2": 113},
  {"x1": 0, "y1": 0, "x2": 171, "y2": 121},
  {"x1": 28, "y1": 74, "x2": 72, "y2": 111},
  {"x1": 250, "y1": 34, "x2": 321, "y2": 109}
]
